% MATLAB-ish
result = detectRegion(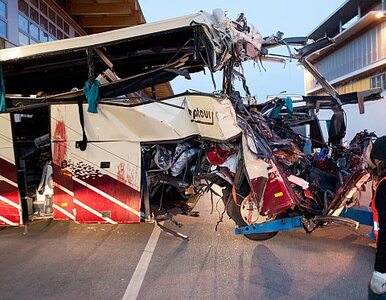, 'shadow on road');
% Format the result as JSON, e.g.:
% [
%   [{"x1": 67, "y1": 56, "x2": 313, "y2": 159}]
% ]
[
  {"x1": 309, "y1": 245, "x2": 374, "y2": 299},
  {"x1": 235, "y1": 244, "x2": 299, "y2": 299}
]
